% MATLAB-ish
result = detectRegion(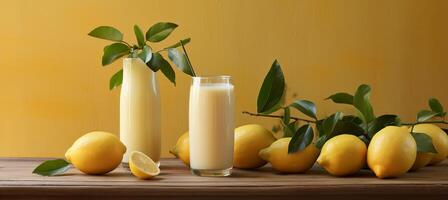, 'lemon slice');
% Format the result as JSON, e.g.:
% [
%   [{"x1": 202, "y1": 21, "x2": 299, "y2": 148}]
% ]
[{"x1": 129, "y1": 151, "x2": 160, "y2": 179}]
